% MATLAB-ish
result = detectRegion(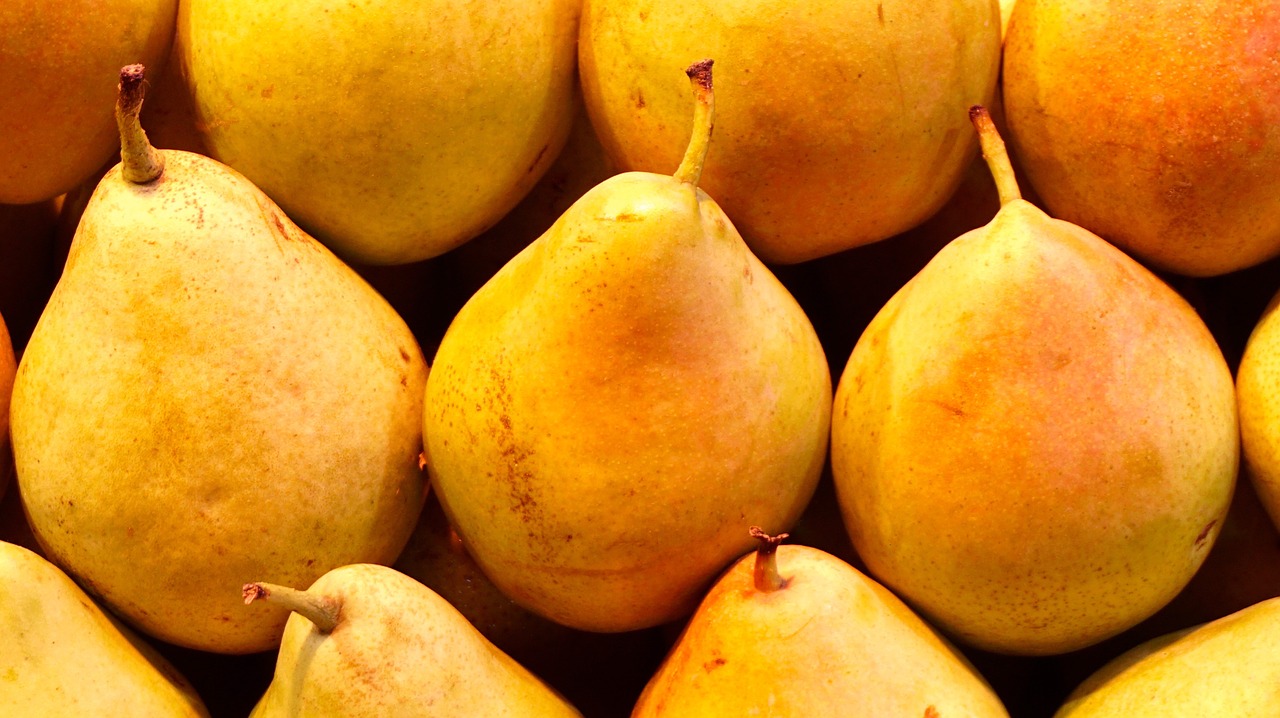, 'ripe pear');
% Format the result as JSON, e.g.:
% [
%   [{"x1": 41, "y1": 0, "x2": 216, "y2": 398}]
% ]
[
  {"x1": 579, "y1": 0, "x2": 1002, "y2": 264},
  {"x1": 830, "y1": 106, "x2": 1238, "y2": 655},
  {"x1": 10, "y1": 66, "x2": 429, "y2": 653},
  {"x1": 0, "y1": 0, "x2": 177, "y2": 204},
  {"x1": 633, "y1": 530, "x2": 1009, "y2": 717},
  {"x1": 179, "y1": 0, "x2": 579, "y2": 264},
  {"x1": 243, "y1": 564, "x2": 583, "y2": 717},
  {"x1": 0, "y1": 541, "x2": 209, "y2": 716},
  {"x1": 1055, "y1": 597, "x2": 1280, "y2": 716},
  {"x1": 423, "y1": 61, "x2": 831, "y2": 632},
  {"x1": 1002, "y1": 0, "x2": 1280, "y2": 276},
  {"x1": 1235, "y1": 286, "x2": 1280, "y2": 530}
]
